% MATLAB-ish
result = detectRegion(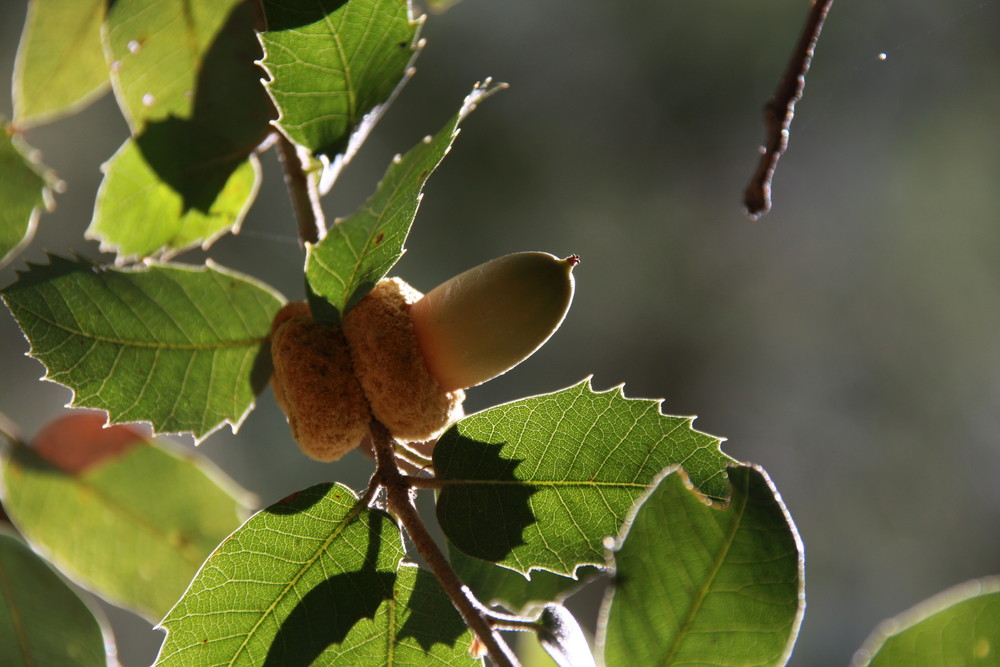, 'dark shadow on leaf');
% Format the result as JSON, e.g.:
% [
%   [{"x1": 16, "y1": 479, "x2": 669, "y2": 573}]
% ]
[
  {"x1": 261, "y1": 0, "x2": 351, "y2": 32},
  {"x1": 263, "y1": 482, "x2": 333, "y2": 516},
  {"x1": 134, "y1": 0, "x2": 274, "y2": 214},
  {"x1": 264, "y1": 504, "x2": 396, "y2": 666},
  {"x1": 396, "y1": 567, "x2": 468, "y2": 651},
  {"x1": 435, "y1": 436, "x2": 538, "y2": 563}
]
